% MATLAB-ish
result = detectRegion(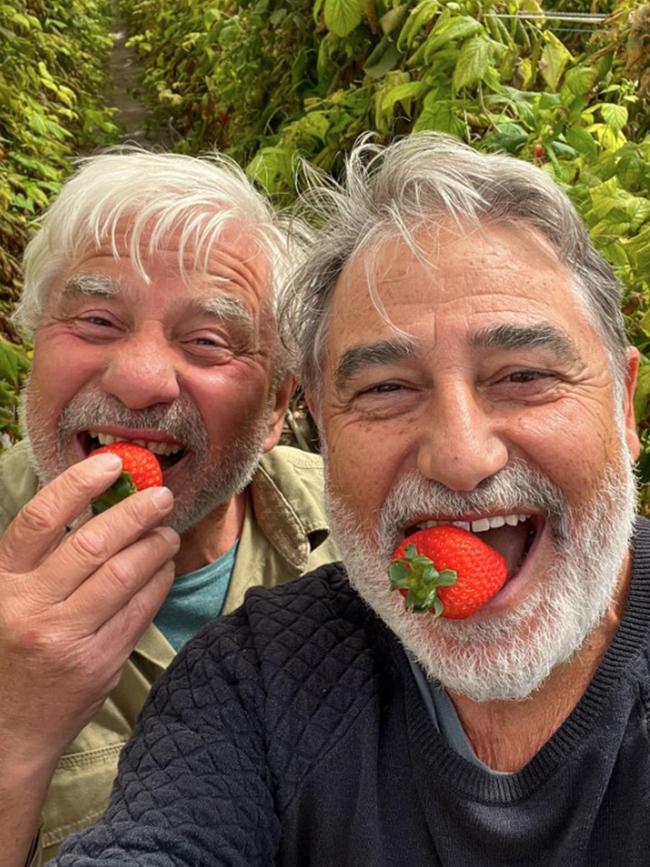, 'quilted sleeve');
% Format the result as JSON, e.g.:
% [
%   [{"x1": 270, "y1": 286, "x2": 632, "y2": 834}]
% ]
[{"x1": 54, "y1": 613, "x2": 280, "y2": 866}]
